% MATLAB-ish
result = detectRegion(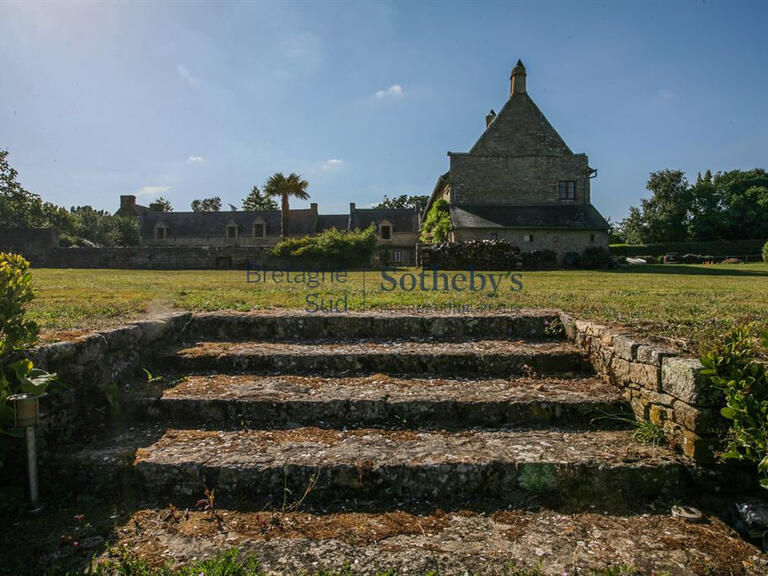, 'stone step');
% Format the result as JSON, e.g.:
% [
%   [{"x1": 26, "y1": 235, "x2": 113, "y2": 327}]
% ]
[
  {"x1": 118, "y1": 427, "x2": 686, "y2": 510},
  {"x1": 183, "y1": 309, "x2": 563, "y2": 342},
  {"x1": 113, "y1": 507, "x2": 765, "y2": 576},
  {"x1": 163, "y1": 339, "x2": 589, "y2": 377},
  {"x1": 144, "y1": 373, "x2": 628, "y2": 430}
]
